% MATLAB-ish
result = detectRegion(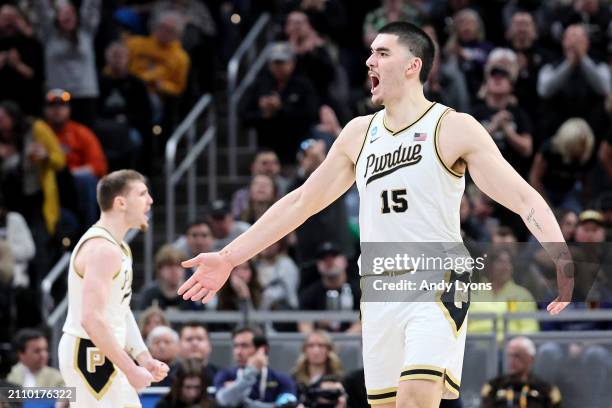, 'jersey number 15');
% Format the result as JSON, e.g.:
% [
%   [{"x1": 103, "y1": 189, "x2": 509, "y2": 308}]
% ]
[{"x1": 381, "y1": 189, "x2": 408, "y2": 214}]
